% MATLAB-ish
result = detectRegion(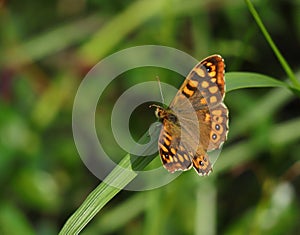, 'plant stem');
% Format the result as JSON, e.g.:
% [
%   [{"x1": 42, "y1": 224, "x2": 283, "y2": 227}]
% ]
[{"x1": 245, "y1": 0, "x2": 300, "y2": 90}]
